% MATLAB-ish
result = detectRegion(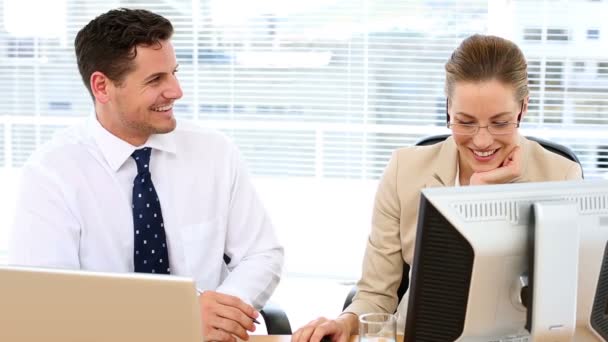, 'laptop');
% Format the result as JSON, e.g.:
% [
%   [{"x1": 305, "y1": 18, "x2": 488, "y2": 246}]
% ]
[{"x1": 0, "y1": 265, "x2": 203, "y2": 342}]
